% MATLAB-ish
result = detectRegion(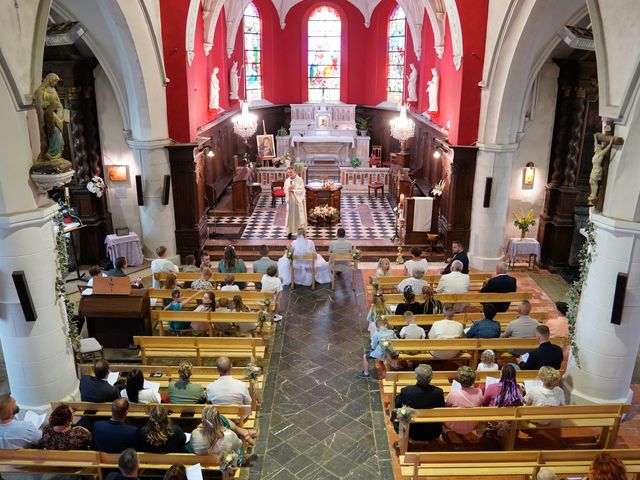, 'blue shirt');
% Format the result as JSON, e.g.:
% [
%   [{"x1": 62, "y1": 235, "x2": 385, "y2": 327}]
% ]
[
  {"x1": 466, "y1": 318, "x2": 501, "y2": 339},
  {"x1": 370, "y1": 328, "x2": 398, "y2": 360}
]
